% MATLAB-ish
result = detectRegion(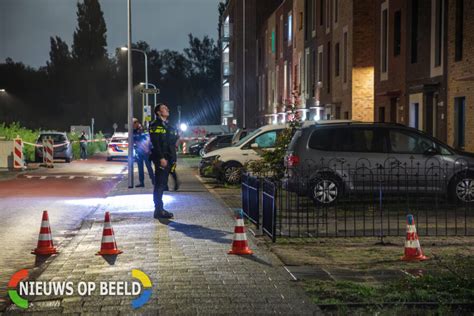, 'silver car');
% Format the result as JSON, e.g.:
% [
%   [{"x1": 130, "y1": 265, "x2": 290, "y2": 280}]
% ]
[
  {"x1": 35, "y1": 132, "x2": 73, "y2": 163},
  {"x1": 284, "y1": 122, "x2": 474, "y2": 205}
]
